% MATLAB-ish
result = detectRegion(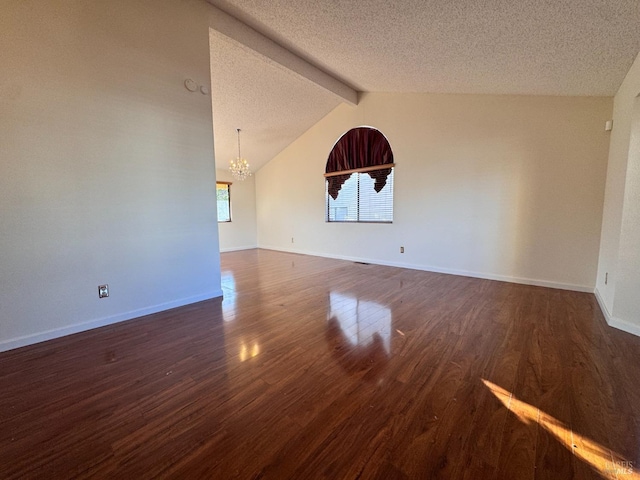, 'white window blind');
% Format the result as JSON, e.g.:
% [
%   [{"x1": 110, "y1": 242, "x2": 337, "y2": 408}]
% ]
[{"x1": 326, "y1": 168, "x2": 394, "y2": 223}]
